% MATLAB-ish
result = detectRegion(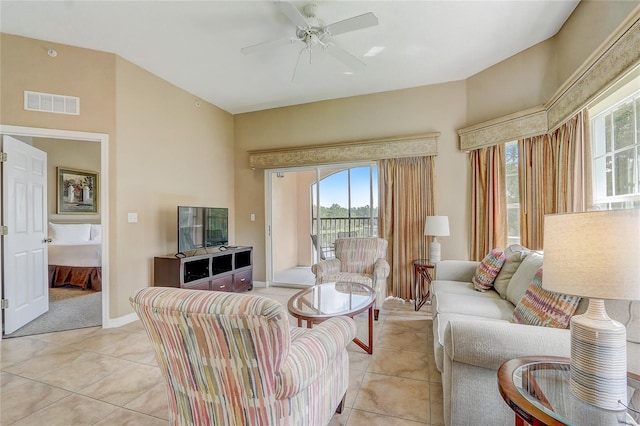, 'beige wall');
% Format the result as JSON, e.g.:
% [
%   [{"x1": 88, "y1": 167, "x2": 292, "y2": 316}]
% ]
[
  {"x1": 466, "y1": 41, "x2": 556, "y2": 124},
  {"x1": 0, "y1": 34, "x2": 235, "y2": 319},
  {"x1": 113, "y1": 57, "x2": 234, "y2": 317},
  {"x1": 33, "y1": 137, "x2": 101, "y2": 223},
  {"x1": 235, "y1": 81, "x2": 469, "y2": 281},
  {"x1": 554, "y1": 0, "x2": 640, "y2": 86},
  {"x1": 466, "y1": 0, "x2": 640, "y2": 126},
  {"x1": 0, "y1": 34, "x2": 116, "y2": 133}
]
